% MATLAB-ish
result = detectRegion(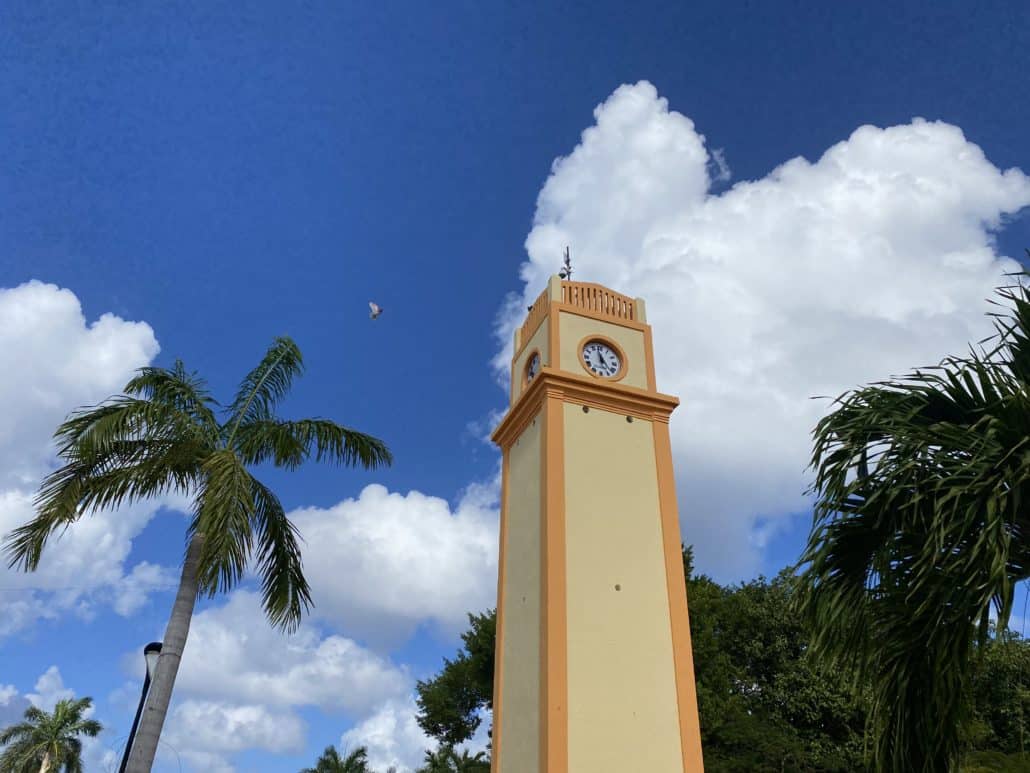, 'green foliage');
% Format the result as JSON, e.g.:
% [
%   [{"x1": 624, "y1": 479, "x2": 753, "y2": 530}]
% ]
[
  {"x1": 965, "y1": 628, "x2": 1030, "y2": 756},
  {"x1": 690, "y1": 570, "x2": 868, "y2": 772},
  {"x1": 415, "y1": 745, "x2": 489, "y2": 773},
  {"x1": 795, "y1": 269, "x2": 1030, "y2": 772},
  {"x1": 415, "y1": 611, "x2": 495, "y2": 746},
  {"x1": 960, "y1": 751, "x2": 1030, "y2": 772},
  {"x1": 299, "y1": 744, "x2": 375, "y2": 773},
  {"x1": 3, "y1": 336, "x2": 392, "y2": 633},
  {"x1": 0, "y1": 697, "x2": 101, "y2": 773}
]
